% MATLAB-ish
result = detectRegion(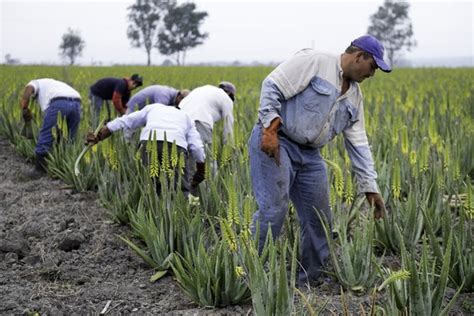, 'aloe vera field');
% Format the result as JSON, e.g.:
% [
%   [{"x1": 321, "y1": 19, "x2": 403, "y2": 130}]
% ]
[{"x1": 0, "y1": 65, "x2": 473, "y2": 315}]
